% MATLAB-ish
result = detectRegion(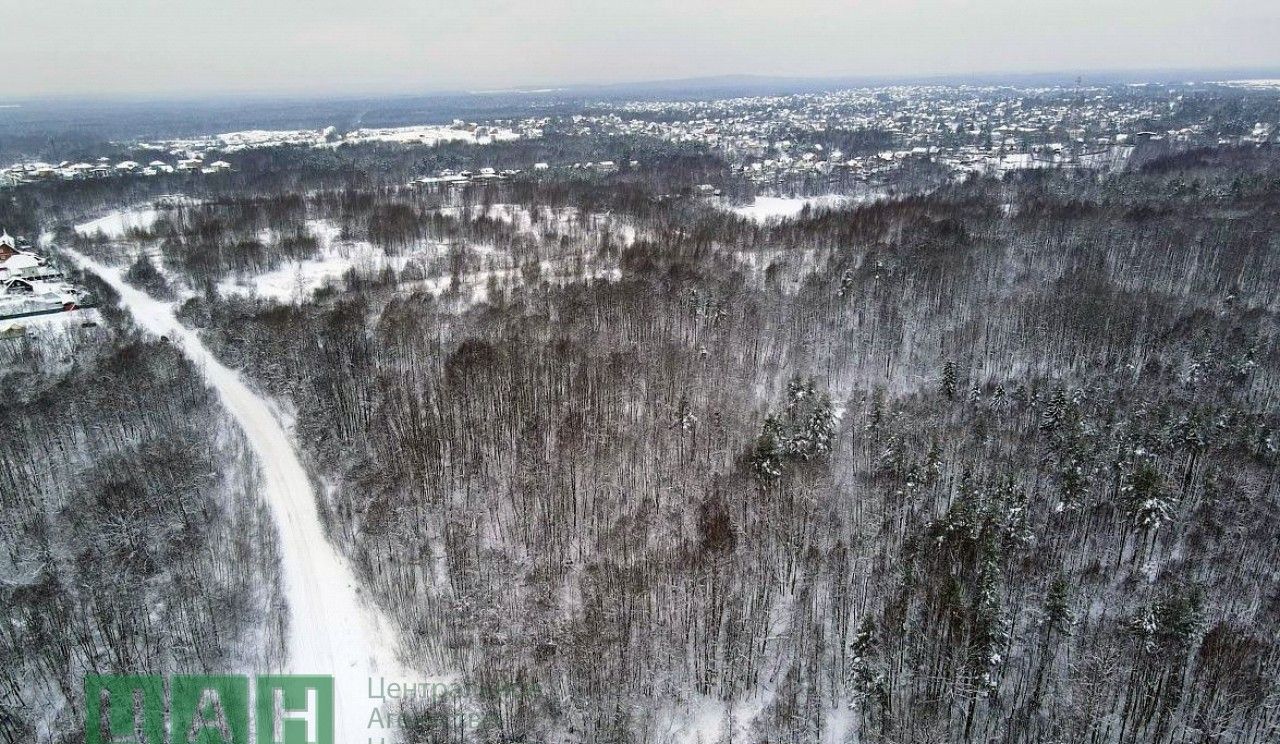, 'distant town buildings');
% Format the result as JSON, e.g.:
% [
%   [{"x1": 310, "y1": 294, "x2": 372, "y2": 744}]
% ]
[
  {"x1": 577, "y1": 84, "x2": 1277, "y2": 186},
  {"x1": 1, "y1": 154, "x2": 233, "y2": 187},
  {"x1": 4, "y1": 84, "x2": 1273, "y2": 193},
  {"x1": 2, "y1": 118, "x2": 547, "y2": 189}
]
